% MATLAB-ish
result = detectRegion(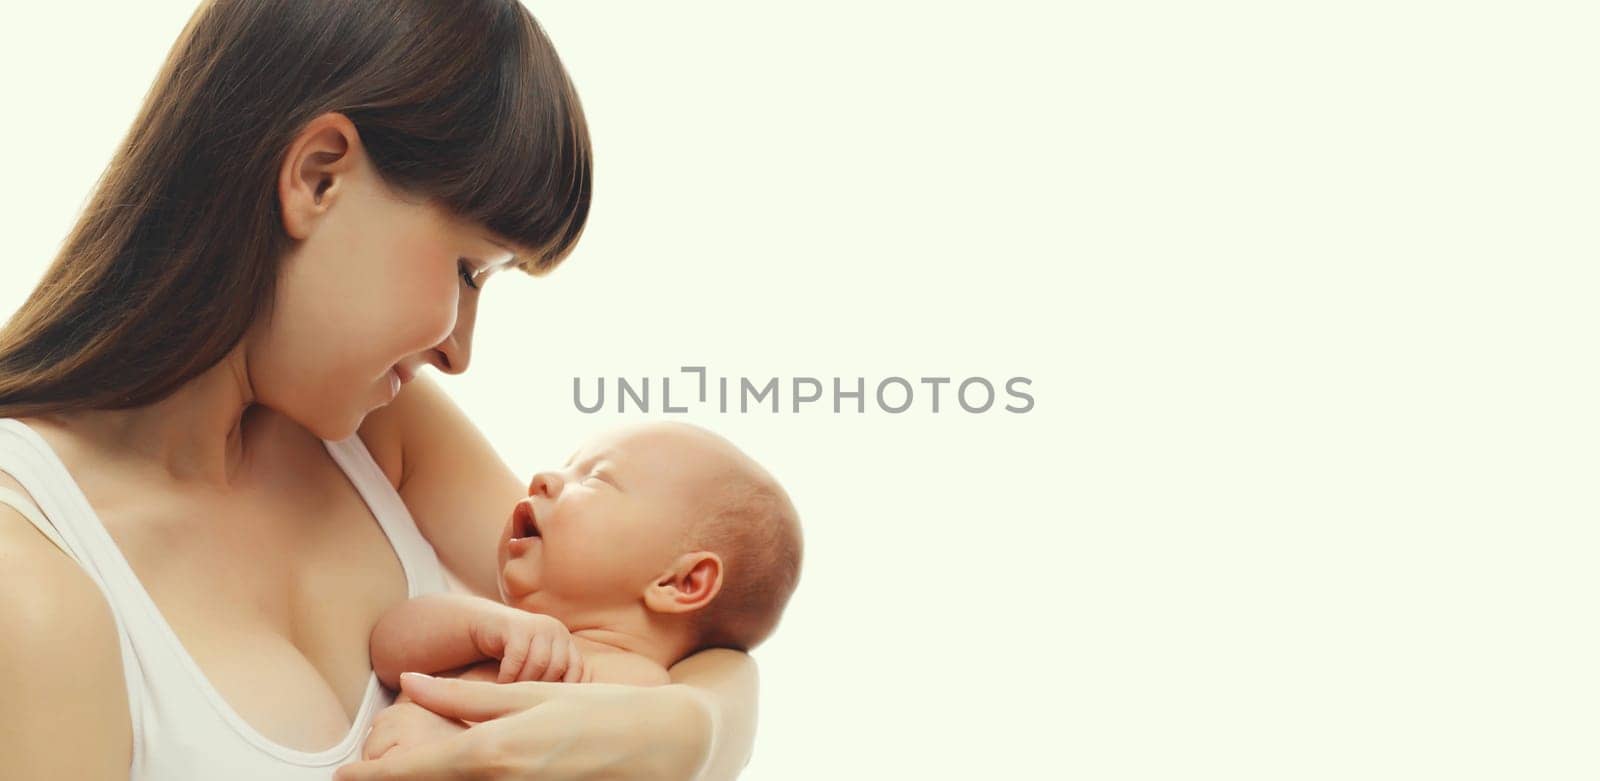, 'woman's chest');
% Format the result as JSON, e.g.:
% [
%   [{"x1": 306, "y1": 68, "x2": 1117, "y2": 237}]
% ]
[{"x1": 84, "y1": 434, "x2": 409, "y2": 753}]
